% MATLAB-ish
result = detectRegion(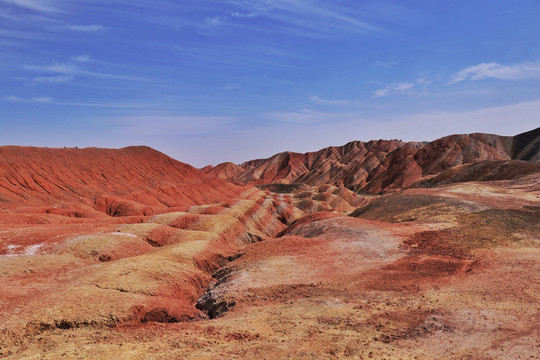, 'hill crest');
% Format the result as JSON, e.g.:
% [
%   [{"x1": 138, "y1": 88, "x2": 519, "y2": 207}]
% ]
[
  {"x1": 203, "y1": 128, "x2": 539, "y2": 193},
  {"x1": 0, "y1": 145, "x2": 245, "y2": 218}
]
